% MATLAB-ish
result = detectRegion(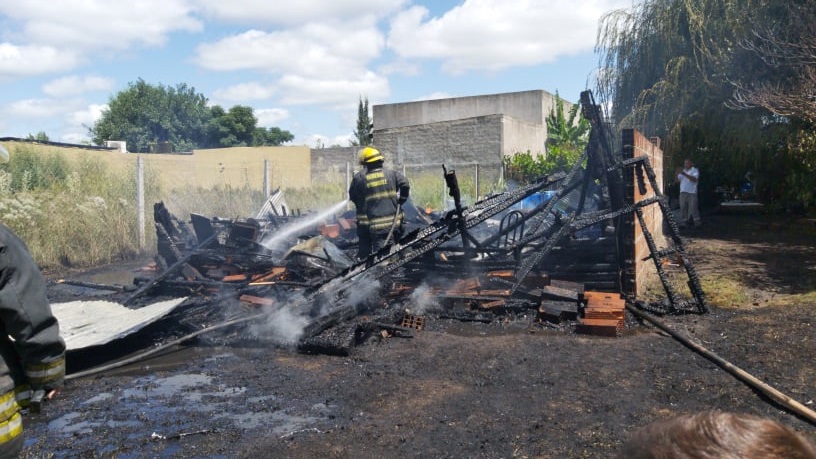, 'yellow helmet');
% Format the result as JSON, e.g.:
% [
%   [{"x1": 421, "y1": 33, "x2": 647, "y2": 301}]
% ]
[{"x1": 358, "y1": 146, "x2": 383, "y2": 164}]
